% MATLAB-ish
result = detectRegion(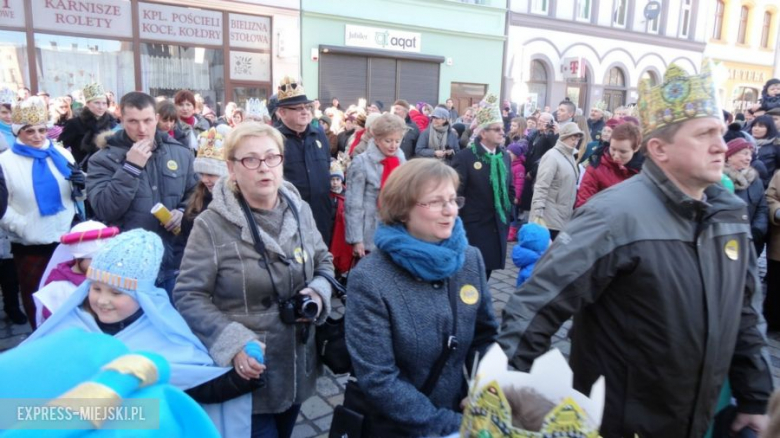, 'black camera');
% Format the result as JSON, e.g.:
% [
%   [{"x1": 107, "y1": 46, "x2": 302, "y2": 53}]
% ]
[{"x1": 279, "y1": 294, "x2": 318, "y2": 324}]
